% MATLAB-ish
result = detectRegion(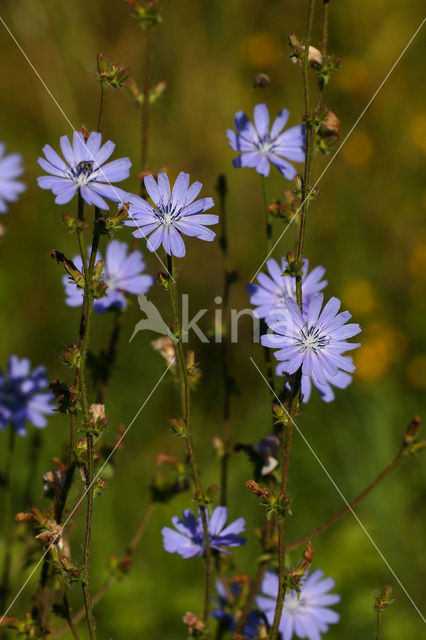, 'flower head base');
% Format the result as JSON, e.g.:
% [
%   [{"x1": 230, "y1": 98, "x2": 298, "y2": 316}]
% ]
[
  {"x1": 162, "y1": 506, "x2": 246, "y2": 558},
  {"x1": 63, "y1": 239, "x2": 153, "y2": 313},
  {"x1": 38, "y1": 131, "x2": 131, "y2": 209},
  {"x1": 0, "y1": 356, "x2": 55, "y2": 435},
  {"x1": 248, "y1": 257, "x2": 327, "y2": 320},
  {"x1": 125, "y1": 172, "x2": 217, "y2": 257},
  {"x1": 227, "y1": 104, "x2": 305, "y2": 179},
  {"x1": 0, "y1": 144, "x2": 26, "y2": 213},
  {"x1": 262, "y1": 294, "x2": 361, "y2": 402},
  {"x1": 256, "y1": 570, "x2": 340, "y2": 640}
]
